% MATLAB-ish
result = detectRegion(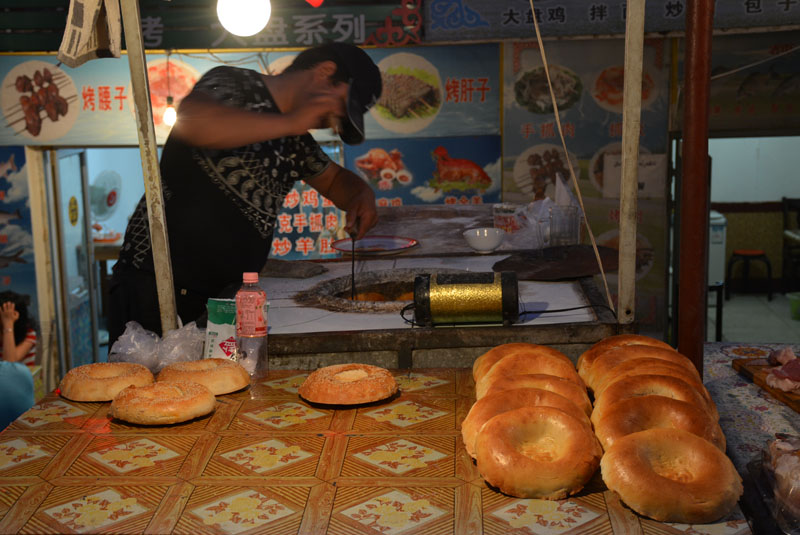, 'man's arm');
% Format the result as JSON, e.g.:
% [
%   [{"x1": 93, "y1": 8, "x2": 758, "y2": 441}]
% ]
[
  {"x1": 306, "y1": 163, "x2": 377, "y2": 240},
  {"x1": 171, "y1": 91, "x2": 343, "y2": 149}
]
